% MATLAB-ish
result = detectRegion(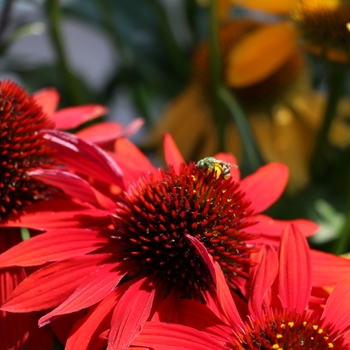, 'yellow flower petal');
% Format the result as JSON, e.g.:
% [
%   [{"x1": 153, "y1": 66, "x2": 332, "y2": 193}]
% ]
[
  {"x1": 233, "y1": 0, "x2": 294, "y2": 15},
  {"x1": 226, "y1": 22, "x2": 298, "y2": 87}
]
